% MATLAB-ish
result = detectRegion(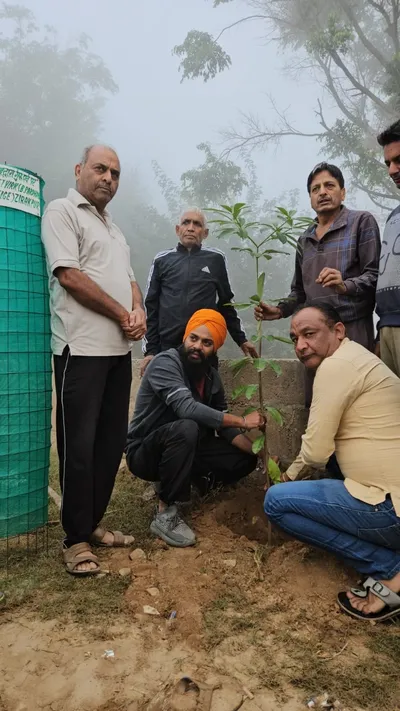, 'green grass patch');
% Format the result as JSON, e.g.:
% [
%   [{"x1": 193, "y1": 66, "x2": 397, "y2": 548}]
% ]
[{"x1": 0, "y1": 450, "x2": 154, "y2": 626}]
